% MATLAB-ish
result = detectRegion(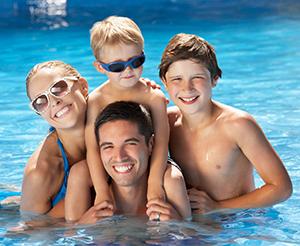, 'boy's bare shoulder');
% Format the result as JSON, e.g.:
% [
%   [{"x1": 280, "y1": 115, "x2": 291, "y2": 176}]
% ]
[
  {"x1": 217, "y1": 102, "x2": 257, "y2": 133},
  {"x1": 87, "y1": 82, "x2": 110, "y2": 113}
]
